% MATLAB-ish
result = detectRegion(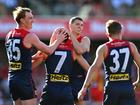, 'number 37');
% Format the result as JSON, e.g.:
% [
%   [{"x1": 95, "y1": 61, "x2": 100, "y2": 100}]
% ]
[{"x1": 109, "y1": 48, "x2": 130, "y2": 73}]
